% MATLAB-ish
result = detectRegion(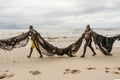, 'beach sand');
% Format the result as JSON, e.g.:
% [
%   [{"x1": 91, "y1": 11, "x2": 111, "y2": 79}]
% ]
[{"x1": 0, "y1": 47, "x2": 120, "y2": 80}]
